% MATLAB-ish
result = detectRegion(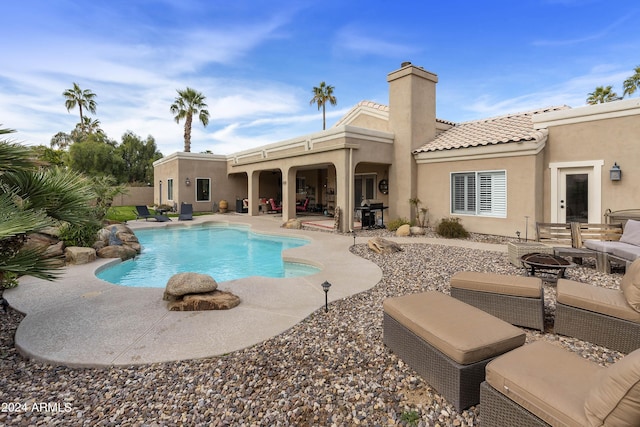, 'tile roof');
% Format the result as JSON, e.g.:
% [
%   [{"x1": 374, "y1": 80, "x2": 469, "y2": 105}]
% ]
[
  {"x1": 413, "y1": 106, "x2": 570, "y2": 153},
  {"x1": 333, "y1": 100, "x2": 455, "y2": 127}
]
